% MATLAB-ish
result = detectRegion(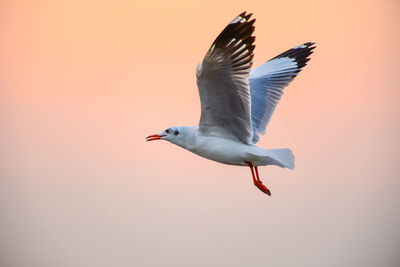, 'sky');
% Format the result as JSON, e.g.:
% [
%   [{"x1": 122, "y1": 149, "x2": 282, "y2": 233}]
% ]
[{"x1": 1, "y1": 0, "x2": 399, "y2": 266}]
